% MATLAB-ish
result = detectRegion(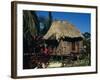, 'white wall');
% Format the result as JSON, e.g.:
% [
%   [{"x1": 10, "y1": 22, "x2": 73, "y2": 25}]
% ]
[{"x1": 0, "y1": 0, "x2": 100, "y2": 80}]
